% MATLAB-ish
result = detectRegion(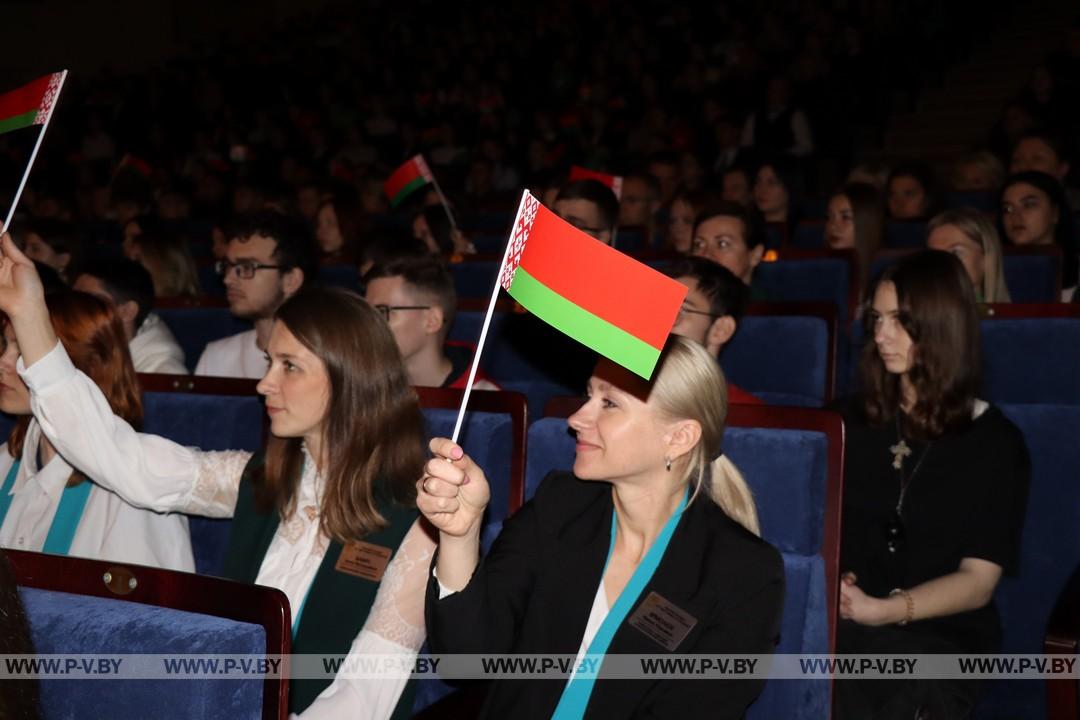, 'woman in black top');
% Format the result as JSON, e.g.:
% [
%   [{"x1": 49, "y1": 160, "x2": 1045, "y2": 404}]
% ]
[{"x1": 835, "y1": 250, "x2": 1029, "y2": 719}]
